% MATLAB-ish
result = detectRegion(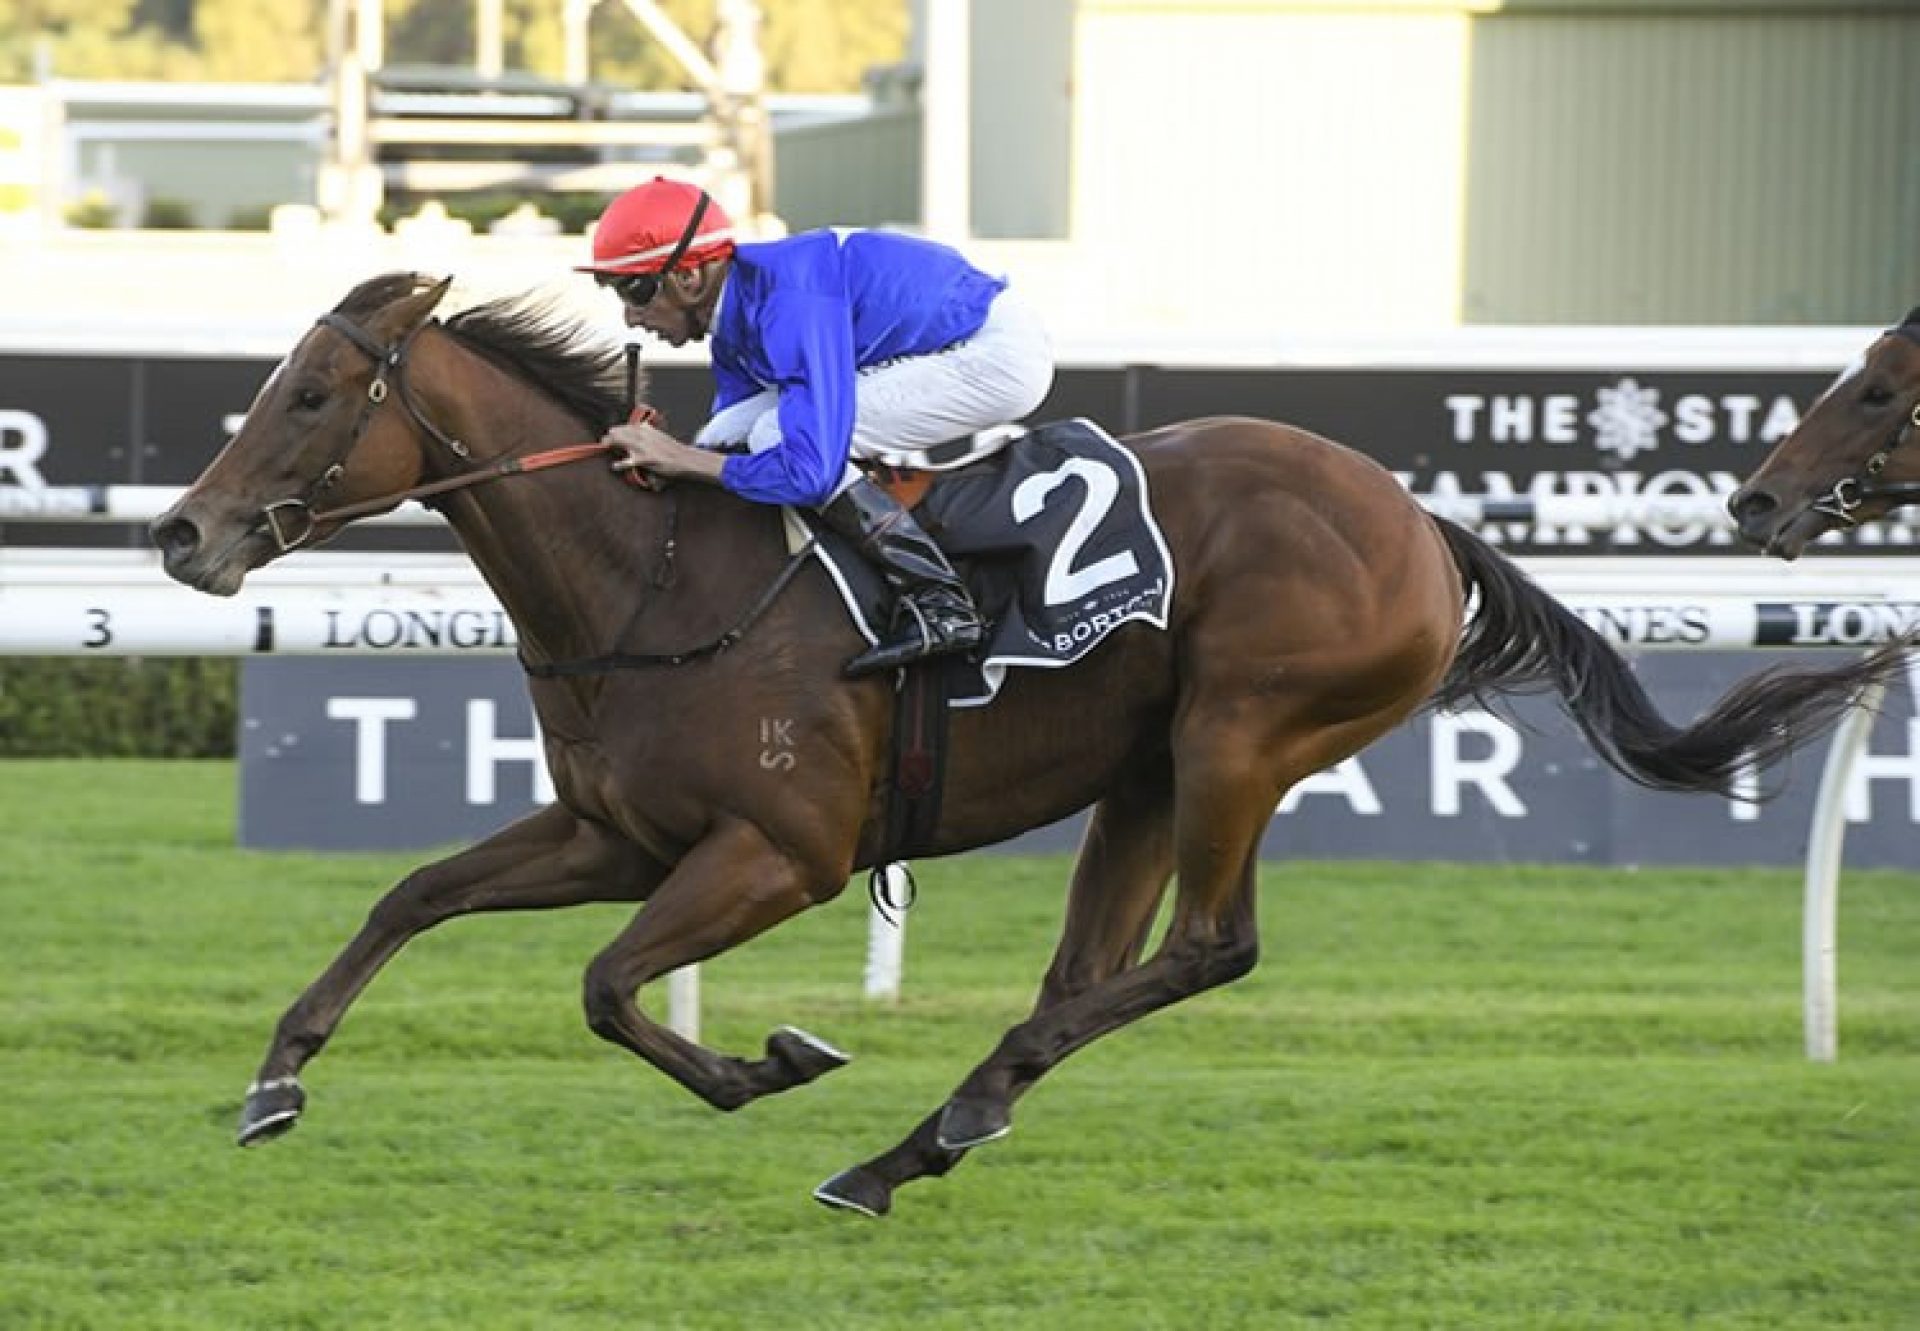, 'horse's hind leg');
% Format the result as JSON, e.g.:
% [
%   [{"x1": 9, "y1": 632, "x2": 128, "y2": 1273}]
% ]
[
  {"x1": 240, "y1": 802, "x2": 663, "y2": 1146},
  {"x1": 929, "y1": 715, "x2": 1278, "y2": 1149},
  {"x1": 825, "y1": 717, "x2": 1280, "y2": 1216},
  {"x1": 578, "y1": 816, "x2": 852, "y2": 1111},
  {"x1": 815, "y1": 768, "x2": 1177, "y2": 1218}
]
